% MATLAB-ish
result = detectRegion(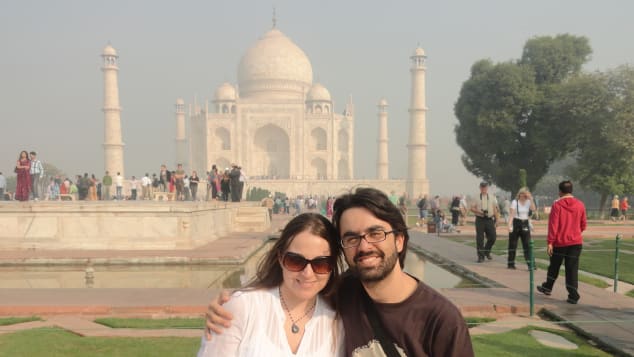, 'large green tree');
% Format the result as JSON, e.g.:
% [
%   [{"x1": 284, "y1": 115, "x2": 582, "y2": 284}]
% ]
[
  {"x1": 567, "y1": 66, "x2": 634, "y2": 215},
  {"x1": 454, "y1": 34, "x2": 592, "y2": 193}
]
